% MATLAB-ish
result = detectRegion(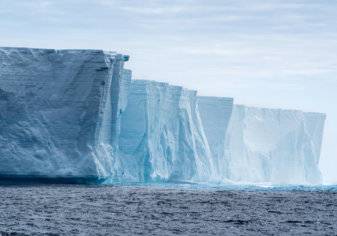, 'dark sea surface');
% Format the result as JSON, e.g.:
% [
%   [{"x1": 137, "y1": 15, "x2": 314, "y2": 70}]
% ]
[{"x1": 0, "y1": 184, "x2": 336, "y2": 235}]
